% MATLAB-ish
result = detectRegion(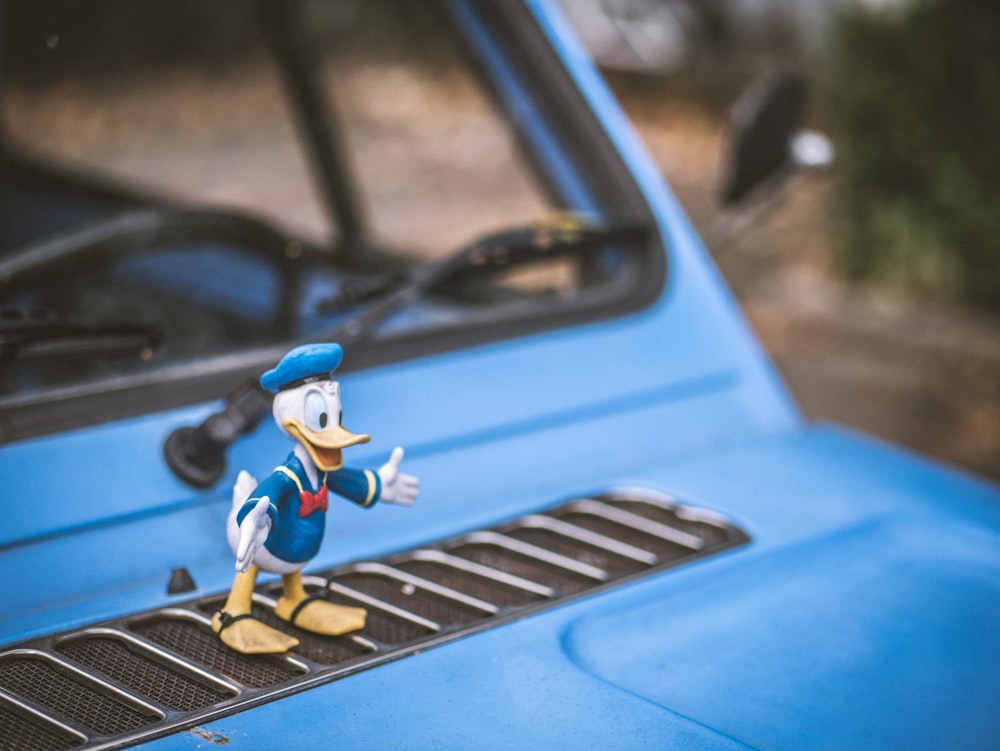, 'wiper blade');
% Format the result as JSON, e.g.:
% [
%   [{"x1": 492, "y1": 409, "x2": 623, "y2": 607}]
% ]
[
  {"x1": 164, "y1": 217, "x2": 651, "y2": 488},
  {"x1": 0, "y1": 207, "x2": 303, "y2": 295},
  {"x1": 317, "y1": 219, "x2": 649, "y2": 312},
  {"x1": 0, "y1": 306, "x2": 163, "y2": 363}
]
